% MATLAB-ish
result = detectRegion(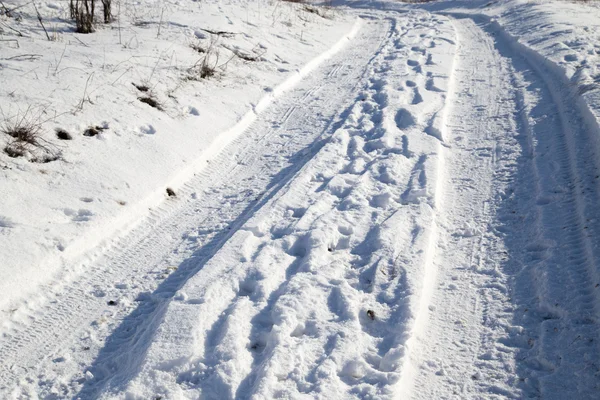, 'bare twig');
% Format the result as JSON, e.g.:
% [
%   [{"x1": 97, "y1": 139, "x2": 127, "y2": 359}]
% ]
[
  {"x1": 54, "y1": 45, "x2": 67, "y2": 75},
  {"x1": 156, "y1": 8, "x2": 164, "y2": 38},
  {"x1": 199, "y1": 28, "x2": 237, "y2": 37},
  {"x1": 73, "y1": 36, "x2": 90, "y2": 47},
  {"x1": 148, "y1": 51, "x2": 163, "y2": 83},
  {"x1": 117, "y1": 0, "x2": 121, "y2": 44},
  {"x1": 0, "y1": 0, "x2": 11, "y2": 17},
  {"x1": 223, "y1": 43, "x2": 266, "y2": 62},
  {"x1": 0, "y1": 105, "x2": 62, "y2": 162},
  {"x1": 32, "y1": 3, "x2": 51, "y2": 41},
  {"x1": 0, "y1": 21, "x2": 26, "y2": 37},
  {"x1": 2, "y1": 54, "x2": 42, "y2": 61},
  {"x1": 0, "y1": 39, "x2": 19, "y2": 48},
  {"x1": 76, "y1": 72, "x2": 95, "y2": 111},
  {"x1": 5, "y1": 1, "x2": 32, "y2": 15},
  {"x1": 20, "y1": 66, "x2": 39, "y2": 78},
  {"x1": 218, "y1": 52, "x2": 236, "y2": 72},
  {"x1": 55, "y1": 66, "x2": 88, "y2": 76},
  {"x1": 111, "y1": 66, "x2": 132, "y2": 85}
]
